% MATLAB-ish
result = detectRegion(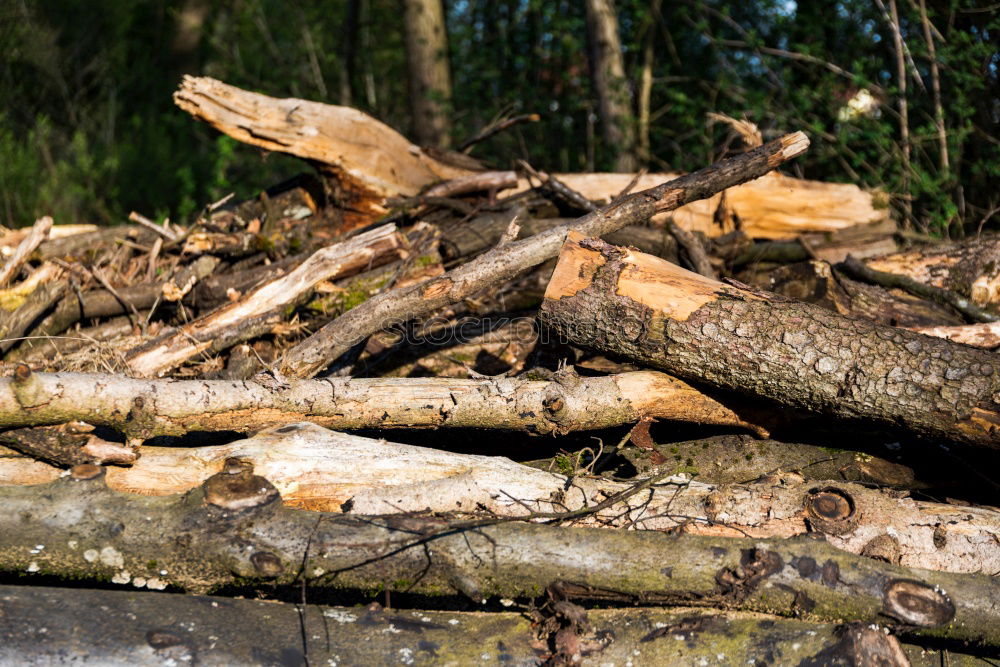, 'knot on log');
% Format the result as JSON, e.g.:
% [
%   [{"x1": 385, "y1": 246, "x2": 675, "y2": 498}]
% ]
[
  {"x1": 804, "y1": 487, "x2": 859, "y2": 536},
  {"x1": 882, "y1": 579, "x2": 955, "y2": 627},
  {"x1": 202, "y1": 463, "x2": 280, "y2": 512},
  {"x1": 69, "y1": 463, "x2": 104, "y2": 481}
]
